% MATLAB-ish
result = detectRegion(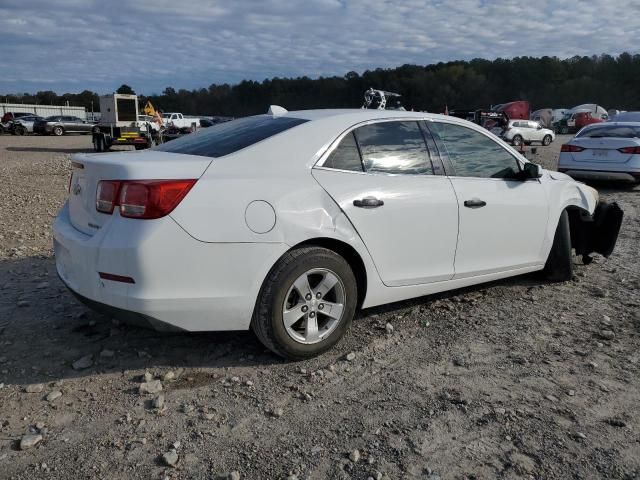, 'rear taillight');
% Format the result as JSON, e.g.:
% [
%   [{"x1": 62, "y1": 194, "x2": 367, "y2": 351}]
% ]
[
  {"x1": 96, "y1": 179, "x2": 196, "y2": 219},
  {"x1": 618, "y1": 146, "x2": 640, "y2": 154},
  {"x1": 96, "y1": 180, "x2": 121, "y2": 214},
  {"x1": 560, "y1": 144, "x2": 585, "y2": 153}
]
